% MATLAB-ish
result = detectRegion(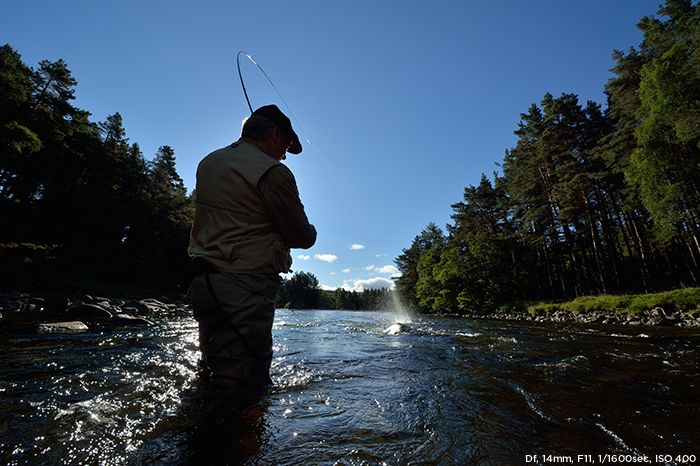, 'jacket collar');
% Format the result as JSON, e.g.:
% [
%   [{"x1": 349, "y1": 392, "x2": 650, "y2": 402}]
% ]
[{"x1": 236, "y1": 137, "x2": 271, "y2": 156}]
